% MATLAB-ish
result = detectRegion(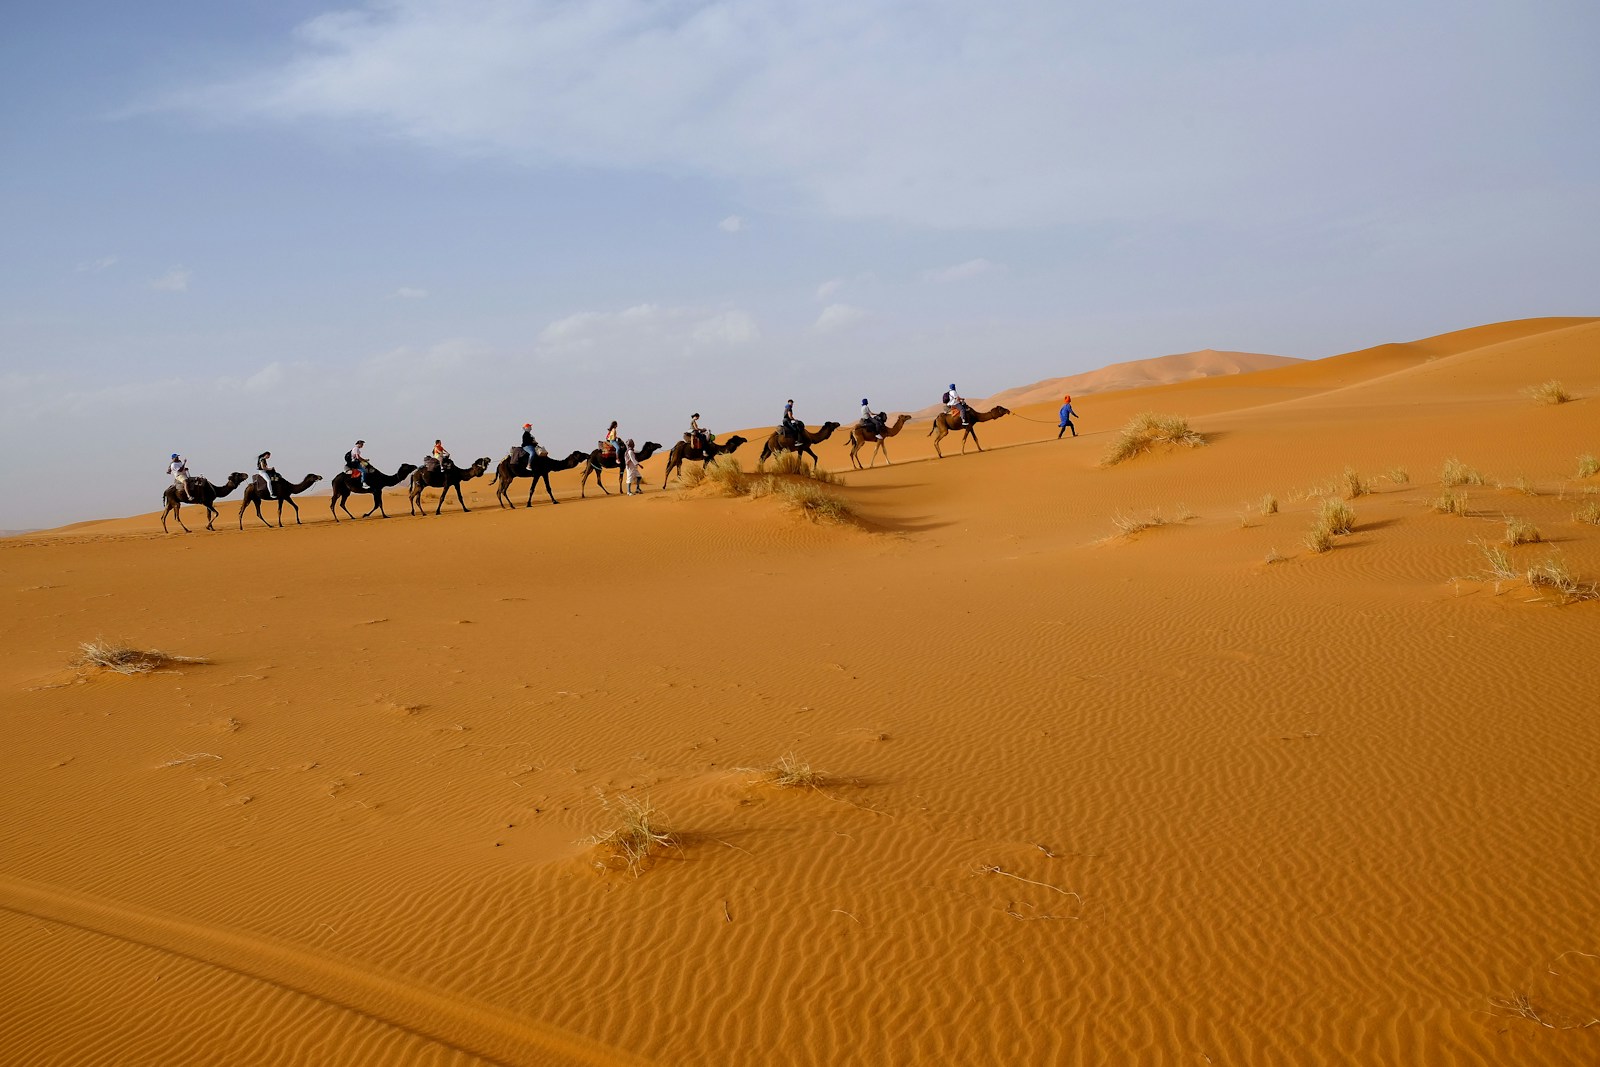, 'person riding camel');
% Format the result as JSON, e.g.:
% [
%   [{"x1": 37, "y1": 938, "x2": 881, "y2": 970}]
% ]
[
  {"x1": 345, "y1": 440, "x2": 370, "y2": 489},
  {"x1": 945, "y1": 384, "x2": 970, "y2": 427},
  {"x1": 688, "y1": 413, "x2": 706, "y2": 453},
  {"x1": 599, "y1": 421, "x2": 621, "y2": 460},
  {"x1": 521, "y1": 423, "x2": 540, "y2": 468},
  {"x1": 430, "y1": 439, "x2": 453, "y2": 473},
  {"x1": 256, "y1": 451, "x2": 279, "y2": 499},
  {"x1": 167, "y1": 453, "x2": 190, "y2": 500},
  {"x1": 781, "y1": 399, "x2": 801, "y2": 441},
  {"x1": 860, "y1": 398, "x2": 886, "y2": 439}
]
